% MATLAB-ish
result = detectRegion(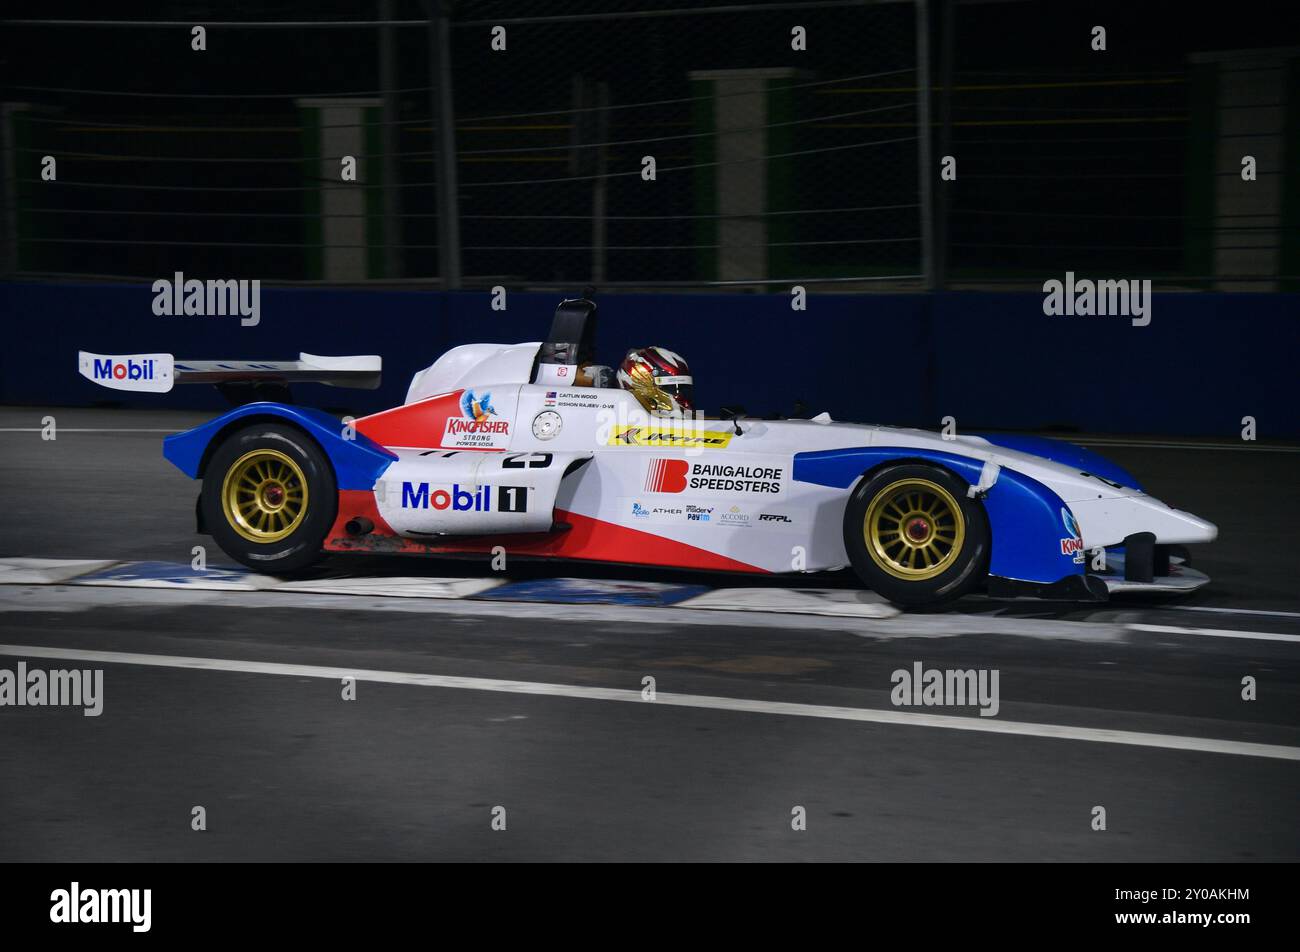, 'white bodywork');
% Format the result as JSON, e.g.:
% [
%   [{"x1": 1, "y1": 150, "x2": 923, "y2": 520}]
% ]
[
  {"x1": 379, "y1": 343, "x2": 1217, "y2": 577},
  {"x1": 406, "y1": 343, "x2": 540, "y2": 404}
]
